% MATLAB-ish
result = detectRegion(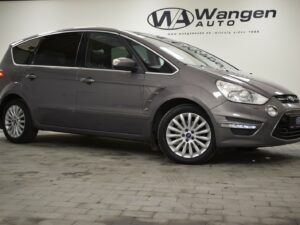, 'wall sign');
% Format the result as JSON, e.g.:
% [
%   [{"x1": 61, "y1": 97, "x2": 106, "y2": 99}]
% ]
[{"x1": 148, "y1": 7, "x2": 277, "y2": 35}]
